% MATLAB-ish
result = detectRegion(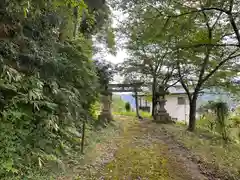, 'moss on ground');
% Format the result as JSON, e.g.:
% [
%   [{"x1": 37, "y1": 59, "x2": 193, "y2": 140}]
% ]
[{"x1": 102, "y1": 144, "x2": 169, "y2": 179}]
